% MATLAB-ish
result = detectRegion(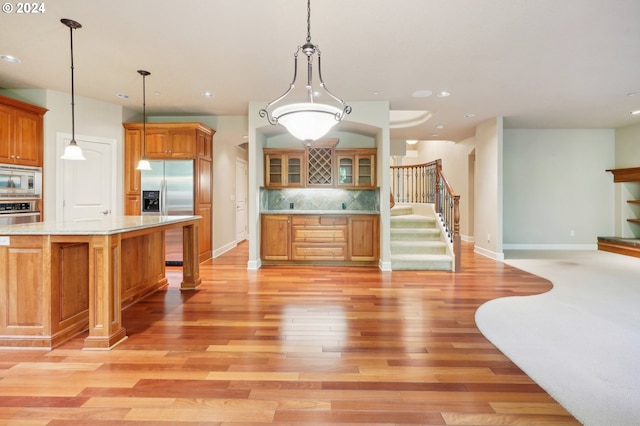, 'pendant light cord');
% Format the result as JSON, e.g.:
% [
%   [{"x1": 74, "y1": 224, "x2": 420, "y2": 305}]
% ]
[
  {"x1": 69, "y1": 25, "x2": 76, "y2": 142},
  {"x1": 137, "y1": 70, "x2": 151, "y2": 160},
  {"x1": 306, "y1": 0, "x2": 311, "y2": 43}
]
